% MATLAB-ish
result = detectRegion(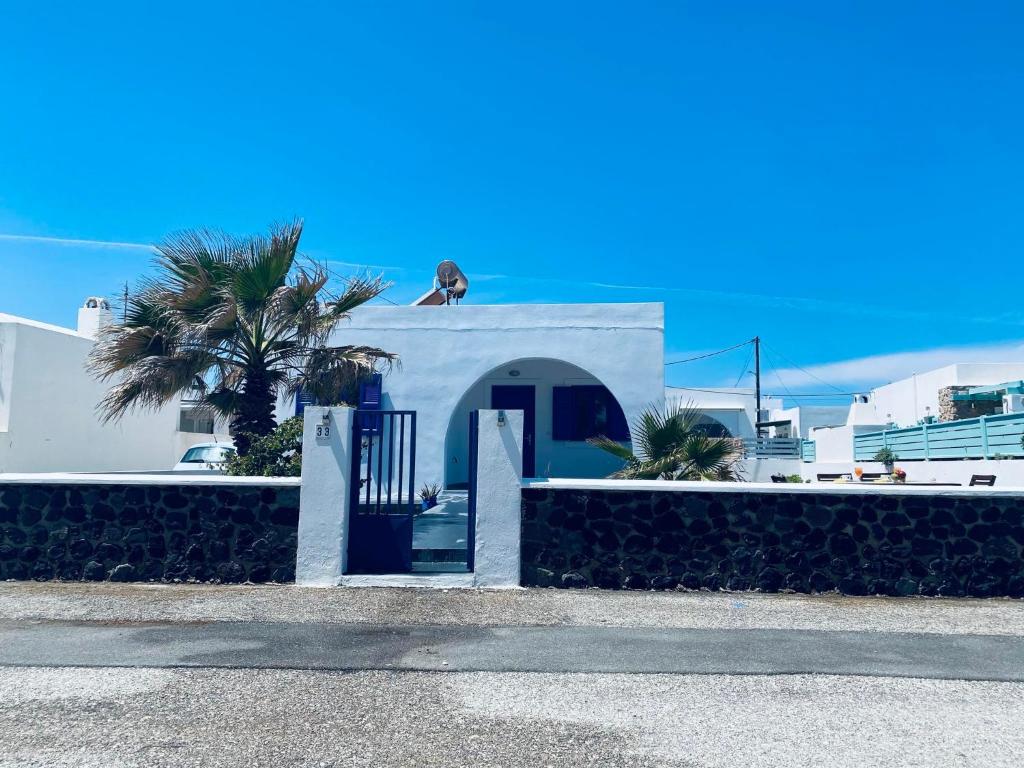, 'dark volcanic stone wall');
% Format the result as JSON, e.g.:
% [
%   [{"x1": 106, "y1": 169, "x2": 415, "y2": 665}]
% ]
[
  {"x1": 0, "y1": 482, "x2": 300, "y2": 583},
  {"x1": 521, "y1": 488, "x2": 1024, "y2": 597}
]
